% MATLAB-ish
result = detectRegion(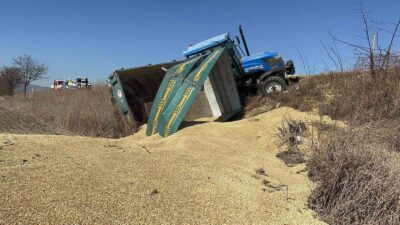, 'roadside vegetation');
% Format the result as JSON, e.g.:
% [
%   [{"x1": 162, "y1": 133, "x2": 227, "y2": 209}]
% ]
[
  {"x1": 306, "y1": 68, "x2": 400, "y2": 225},
  {"x1": 246, "y1": 7, "x2": 400, "y2": 223},
  {"x1": 0, "y1": 54, "x2": 133, "y2": 138},
  {"x1": 249, "y1": 67, "x2": 400, "y2": 225},
  {"x1": 0, "y1": 86, "x2": 133, "y2": 138}
]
